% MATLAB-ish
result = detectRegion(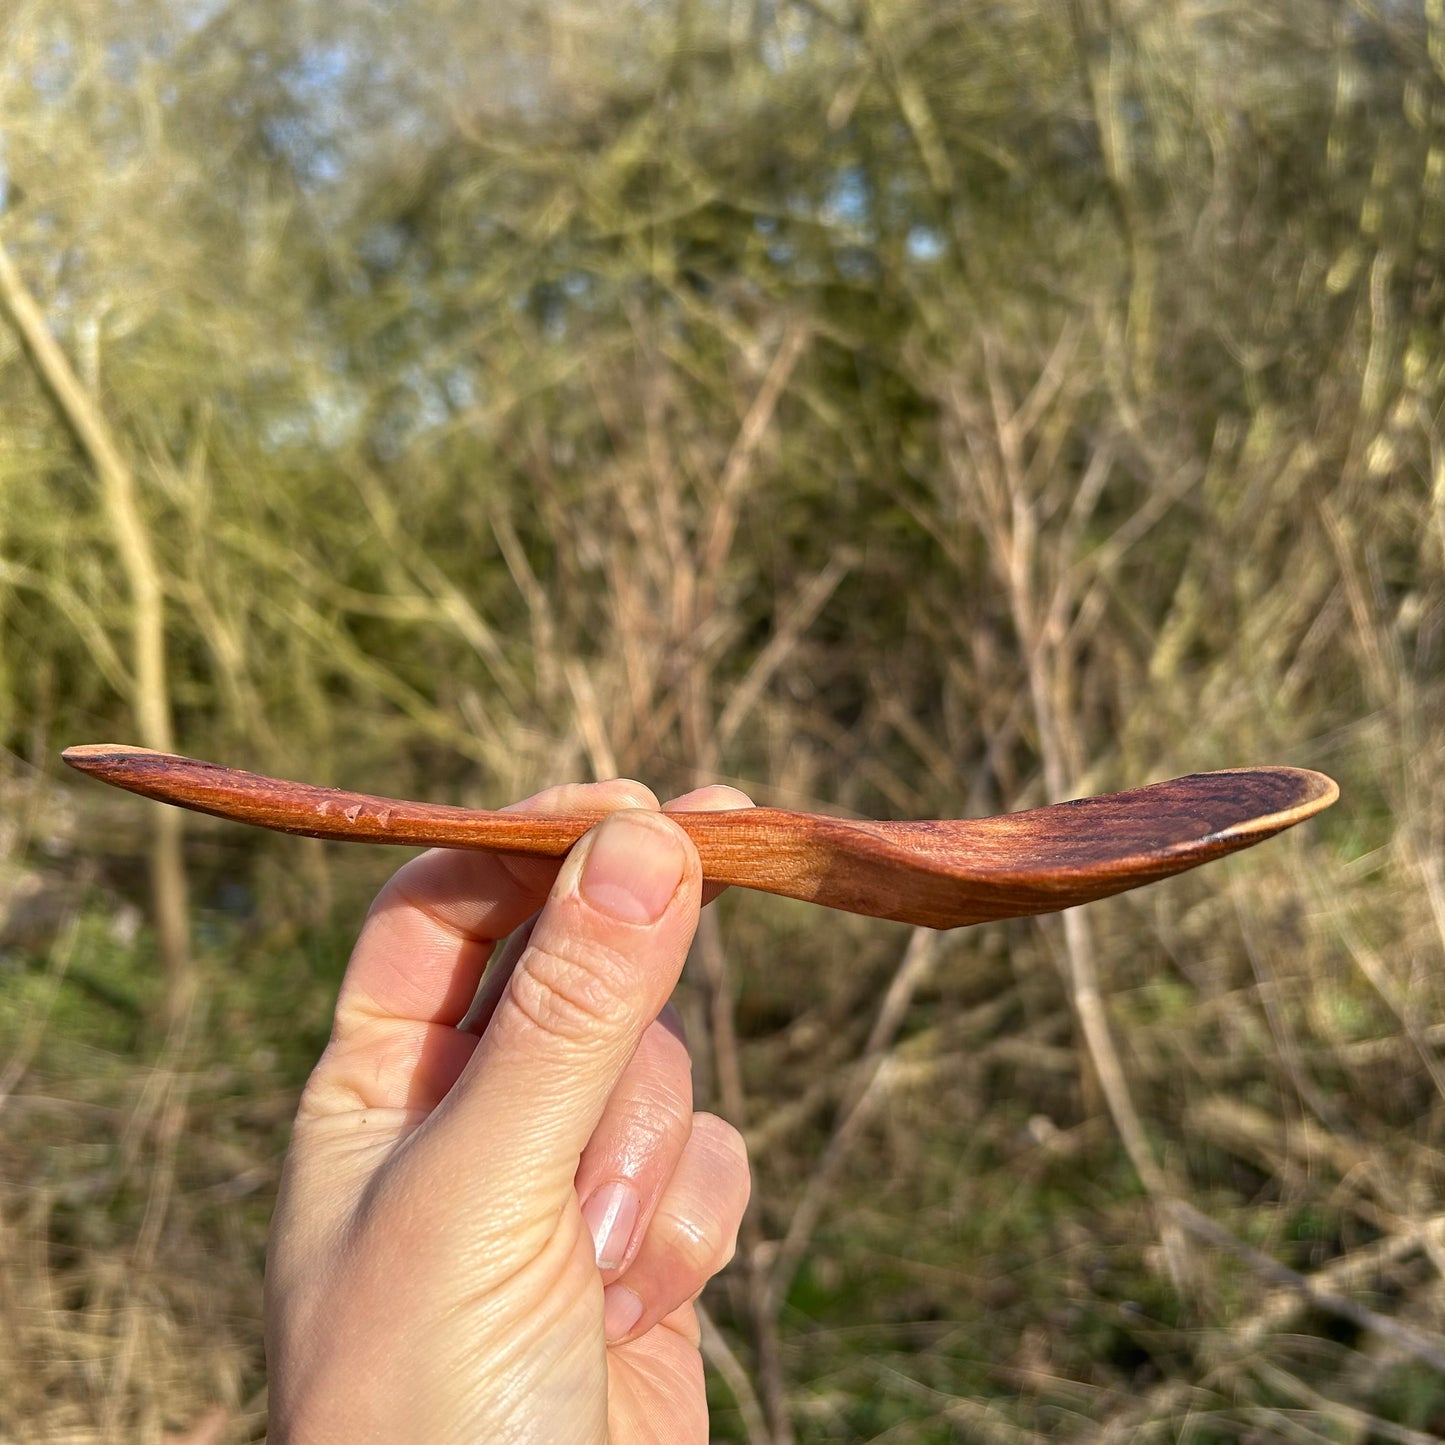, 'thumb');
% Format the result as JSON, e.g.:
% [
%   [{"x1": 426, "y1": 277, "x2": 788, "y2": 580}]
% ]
[{"x1": 415, "y1": 808, "x2": 702, "y2": 1205}]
